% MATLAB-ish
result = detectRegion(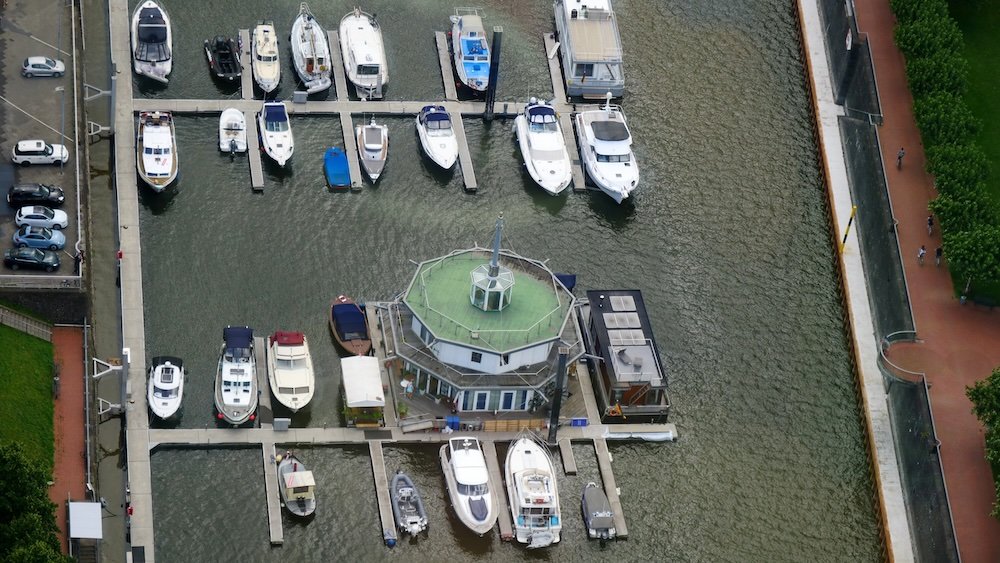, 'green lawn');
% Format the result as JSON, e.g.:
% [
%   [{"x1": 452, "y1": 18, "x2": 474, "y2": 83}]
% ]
[
  {"x1": 0, "y1": 325, "x2": 55, "y2": 472},
  {"x1": 951, "y1": 1, "x2": 1000, "y2": 205}
]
